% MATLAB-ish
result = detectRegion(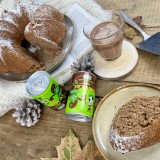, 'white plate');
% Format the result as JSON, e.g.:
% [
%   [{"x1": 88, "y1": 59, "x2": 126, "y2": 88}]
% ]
[{"x1": 93, "y1": 84, "x2": 160, "y2": 160}]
